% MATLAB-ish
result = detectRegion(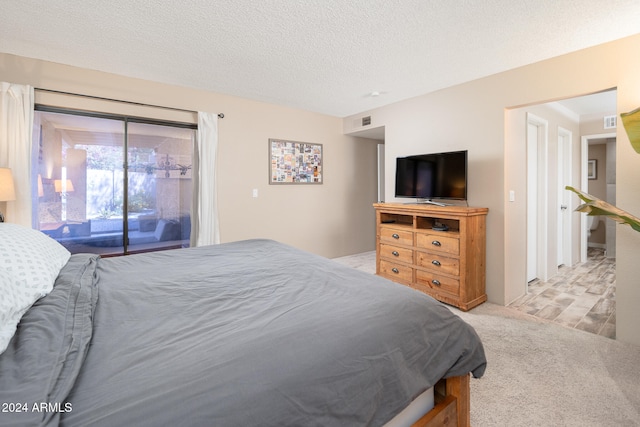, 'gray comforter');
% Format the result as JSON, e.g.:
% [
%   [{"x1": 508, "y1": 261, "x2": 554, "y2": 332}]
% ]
[{"x1": 0, "y1": 239, "x2": 486, "y2": 426}]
